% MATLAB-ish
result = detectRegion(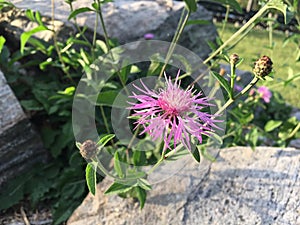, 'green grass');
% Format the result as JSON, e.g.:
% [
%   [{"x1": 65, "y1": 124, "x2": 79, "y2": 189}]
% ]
[{"x1": 215, "y1": 22, "x2": 300, "y2": 108}]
